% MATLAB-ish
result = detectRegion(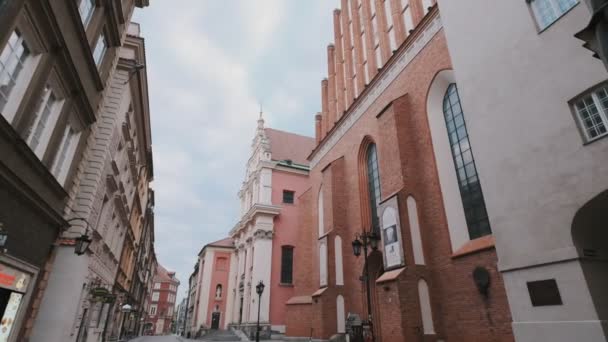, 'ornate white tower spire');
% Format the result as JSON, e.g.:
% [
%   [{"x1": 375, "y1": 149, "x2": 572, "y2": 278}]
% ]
[{"x1": 257, "y1": 104, "x2": 265, "y2": 132}]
